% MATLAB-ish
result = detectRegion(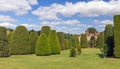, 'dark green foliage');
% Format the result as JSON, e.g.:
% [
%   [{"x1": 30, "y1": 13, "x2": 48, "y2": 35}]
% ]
[
  {"x1": 87, "y1": 27, "x2": 96, "y2": 33},
  {"x1": 96, "y1": 33, "x2": 106, "y2": 57},
  {"x1": 80, "y1": 34, "x2": 88, "y2": 48},
  {"x1": 57, "y1": 32, "x2": 65, "y2": 50},
  {"x1": 0, "y1": 26, "x2": 10, "y2": 57},
  {"x1": 104, "y1": 24, "x2": 114, "y2": 57},
  {"x1": 10, "y1": 26, "x2": 30, "y2": 55},
  {"x1": 70, "y1": 48, "x2": 76, "y2": 57},
  {"x1": 41, "y1": 26, "x2": 50, "y2": 37},
  {"x1": 29, "y1": 32, "x2": 38, "y2": 54},
  {"x1": 35, "y1": 33, "x2": 51, "y2": 56},
  {"x1": 64, "y1": 39, "x2": 69, "y2": 50},
  {"x1": 48, "y1": 30, "x2": 60, "y2": 54},
  {"x1": 89, "y1": 36, "x2": 96, "y2": 48},
  {"x1": 114, "y1": 15, "x2": 120, "y2": 58}
]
